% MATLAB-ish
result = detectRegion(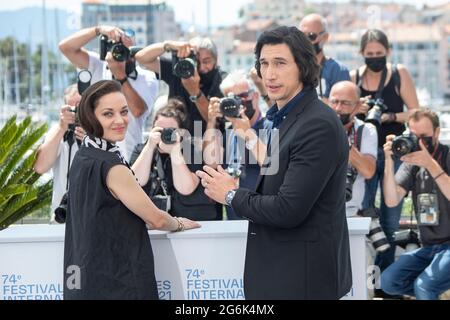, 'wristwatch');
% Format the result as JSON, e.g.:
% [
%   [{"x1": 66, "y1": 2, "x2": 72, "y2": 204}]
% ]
[
  {"x1": 189, "y1": 91, "x2": 203, "y2": 103},
  {"x1": 225, "y1": 189, "x2": 237, "y2": 207}
]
